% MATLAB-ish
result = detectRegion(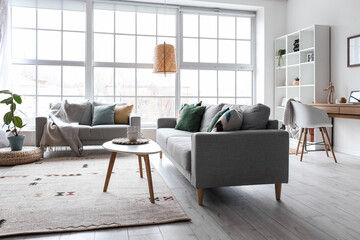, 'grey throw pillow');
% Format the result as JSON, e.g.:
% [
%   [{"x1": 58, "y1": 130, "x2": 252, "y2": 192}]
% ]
[
  {"x1": 212, "y1": 109, "x2": 243, "y2": 132},
  {"x1": 199, "y1": 103, "x2": 225, "y2": 132},
  {"x1": 240, "y1": 104, "x2": 270, "y2": 130},
  {"x1": 92, "y1": 101, "x2": 126, "y2": 119},
  {"x1": 92, "y1": 104, "x2": 116, "y2": 126},
  {"x1": 64, "y1": 100, "x2": 92, "y2": 125}
]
